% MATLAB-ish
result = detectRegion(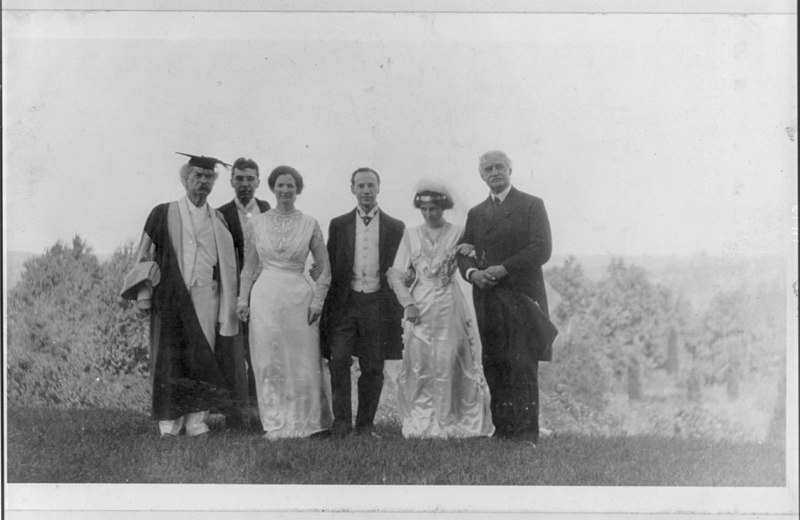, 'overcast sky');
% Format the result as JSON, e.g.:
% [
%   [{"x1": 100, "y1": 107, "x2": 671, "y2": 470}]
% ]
[
  {"x1": 2, "y1": 2, "x2": 798, "y2": 516},
  {"x1": 3, "y1": 8, "x2": 797, "y2": 260}
]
